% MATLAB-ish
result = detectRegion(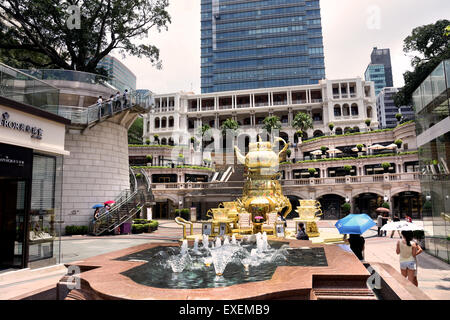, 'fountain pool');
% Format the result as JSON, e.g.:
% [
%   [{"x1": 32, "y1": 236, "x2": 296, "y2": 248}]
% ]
[{"x1": 116, "y1": 238, "x2": 327, "y2": 289}]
